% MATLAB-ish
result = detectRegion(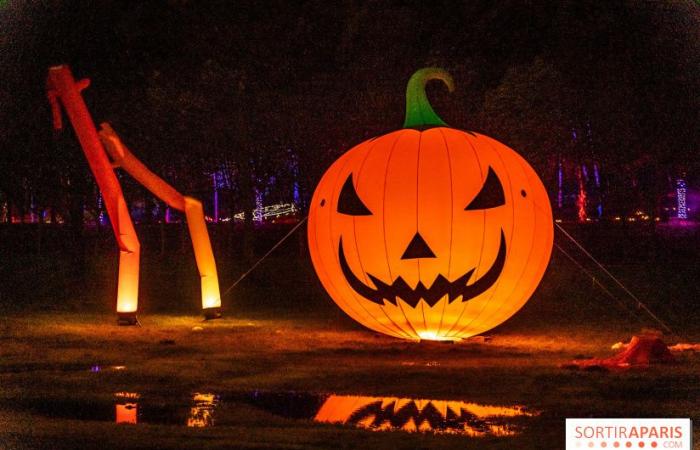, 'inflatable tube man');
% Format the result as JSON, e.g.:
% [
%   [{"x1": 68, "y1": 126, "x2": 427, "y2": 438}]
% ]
[{"x1": 47, "y1": 65, "x2": 222, "y2": 324}]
